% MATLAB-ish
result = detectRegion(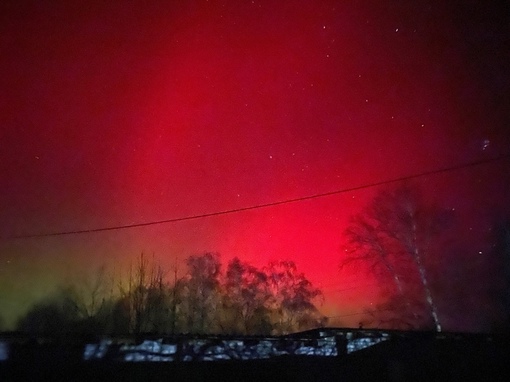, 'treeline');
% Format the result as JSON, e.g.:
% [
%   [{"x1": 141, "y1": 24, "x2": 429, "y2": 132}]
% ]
[{"x1": 16, "y1": 253, "x2": 326, "y2": 336}]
